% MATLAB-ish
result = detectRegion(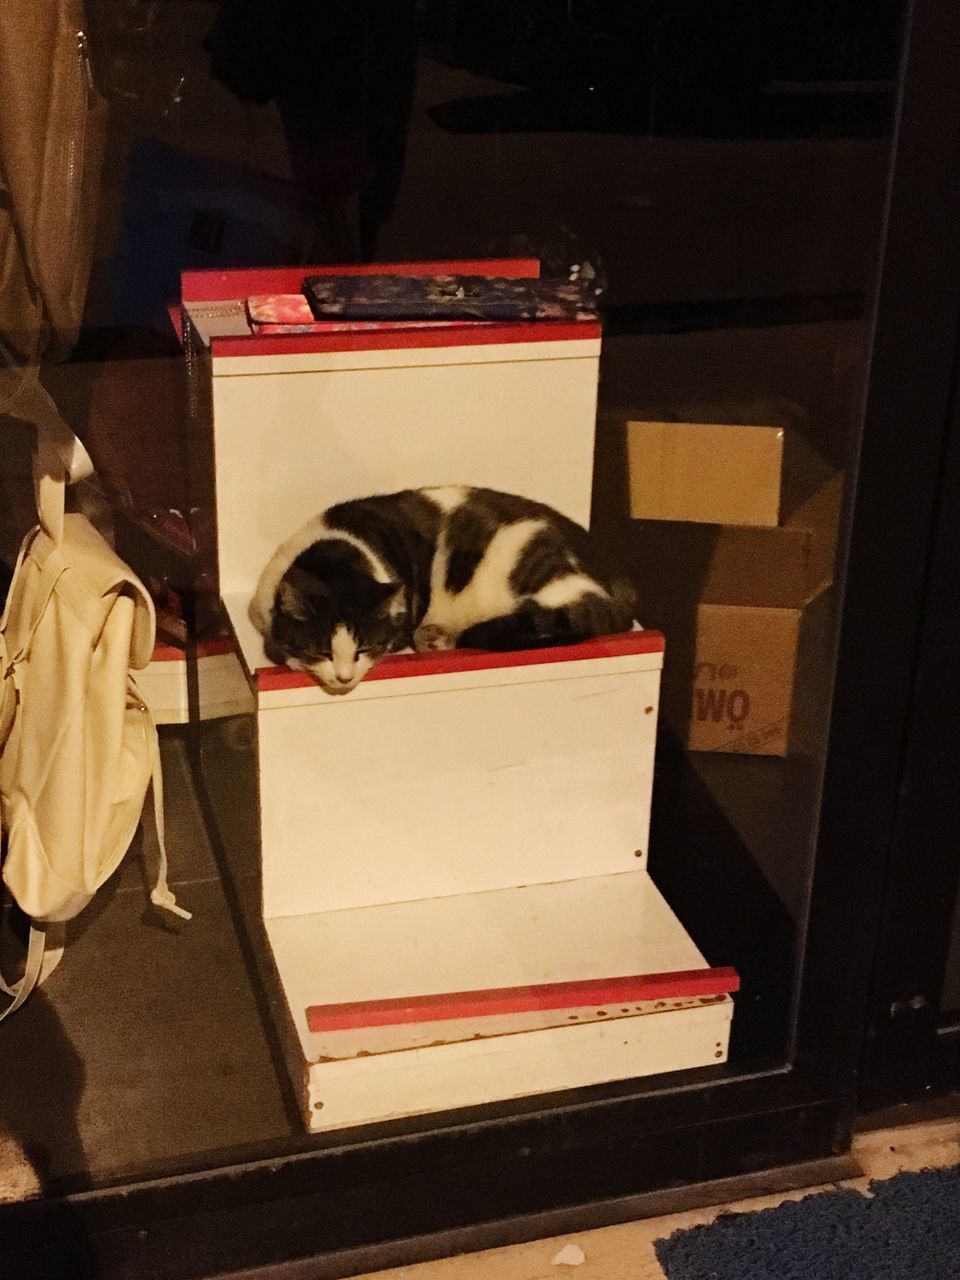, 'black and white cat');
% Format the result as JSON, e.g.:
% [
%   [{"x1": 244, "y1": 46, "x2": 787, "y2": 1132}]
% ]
[{"x1": 250, "y1": 486, "x2": 637, "y2": 694}]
